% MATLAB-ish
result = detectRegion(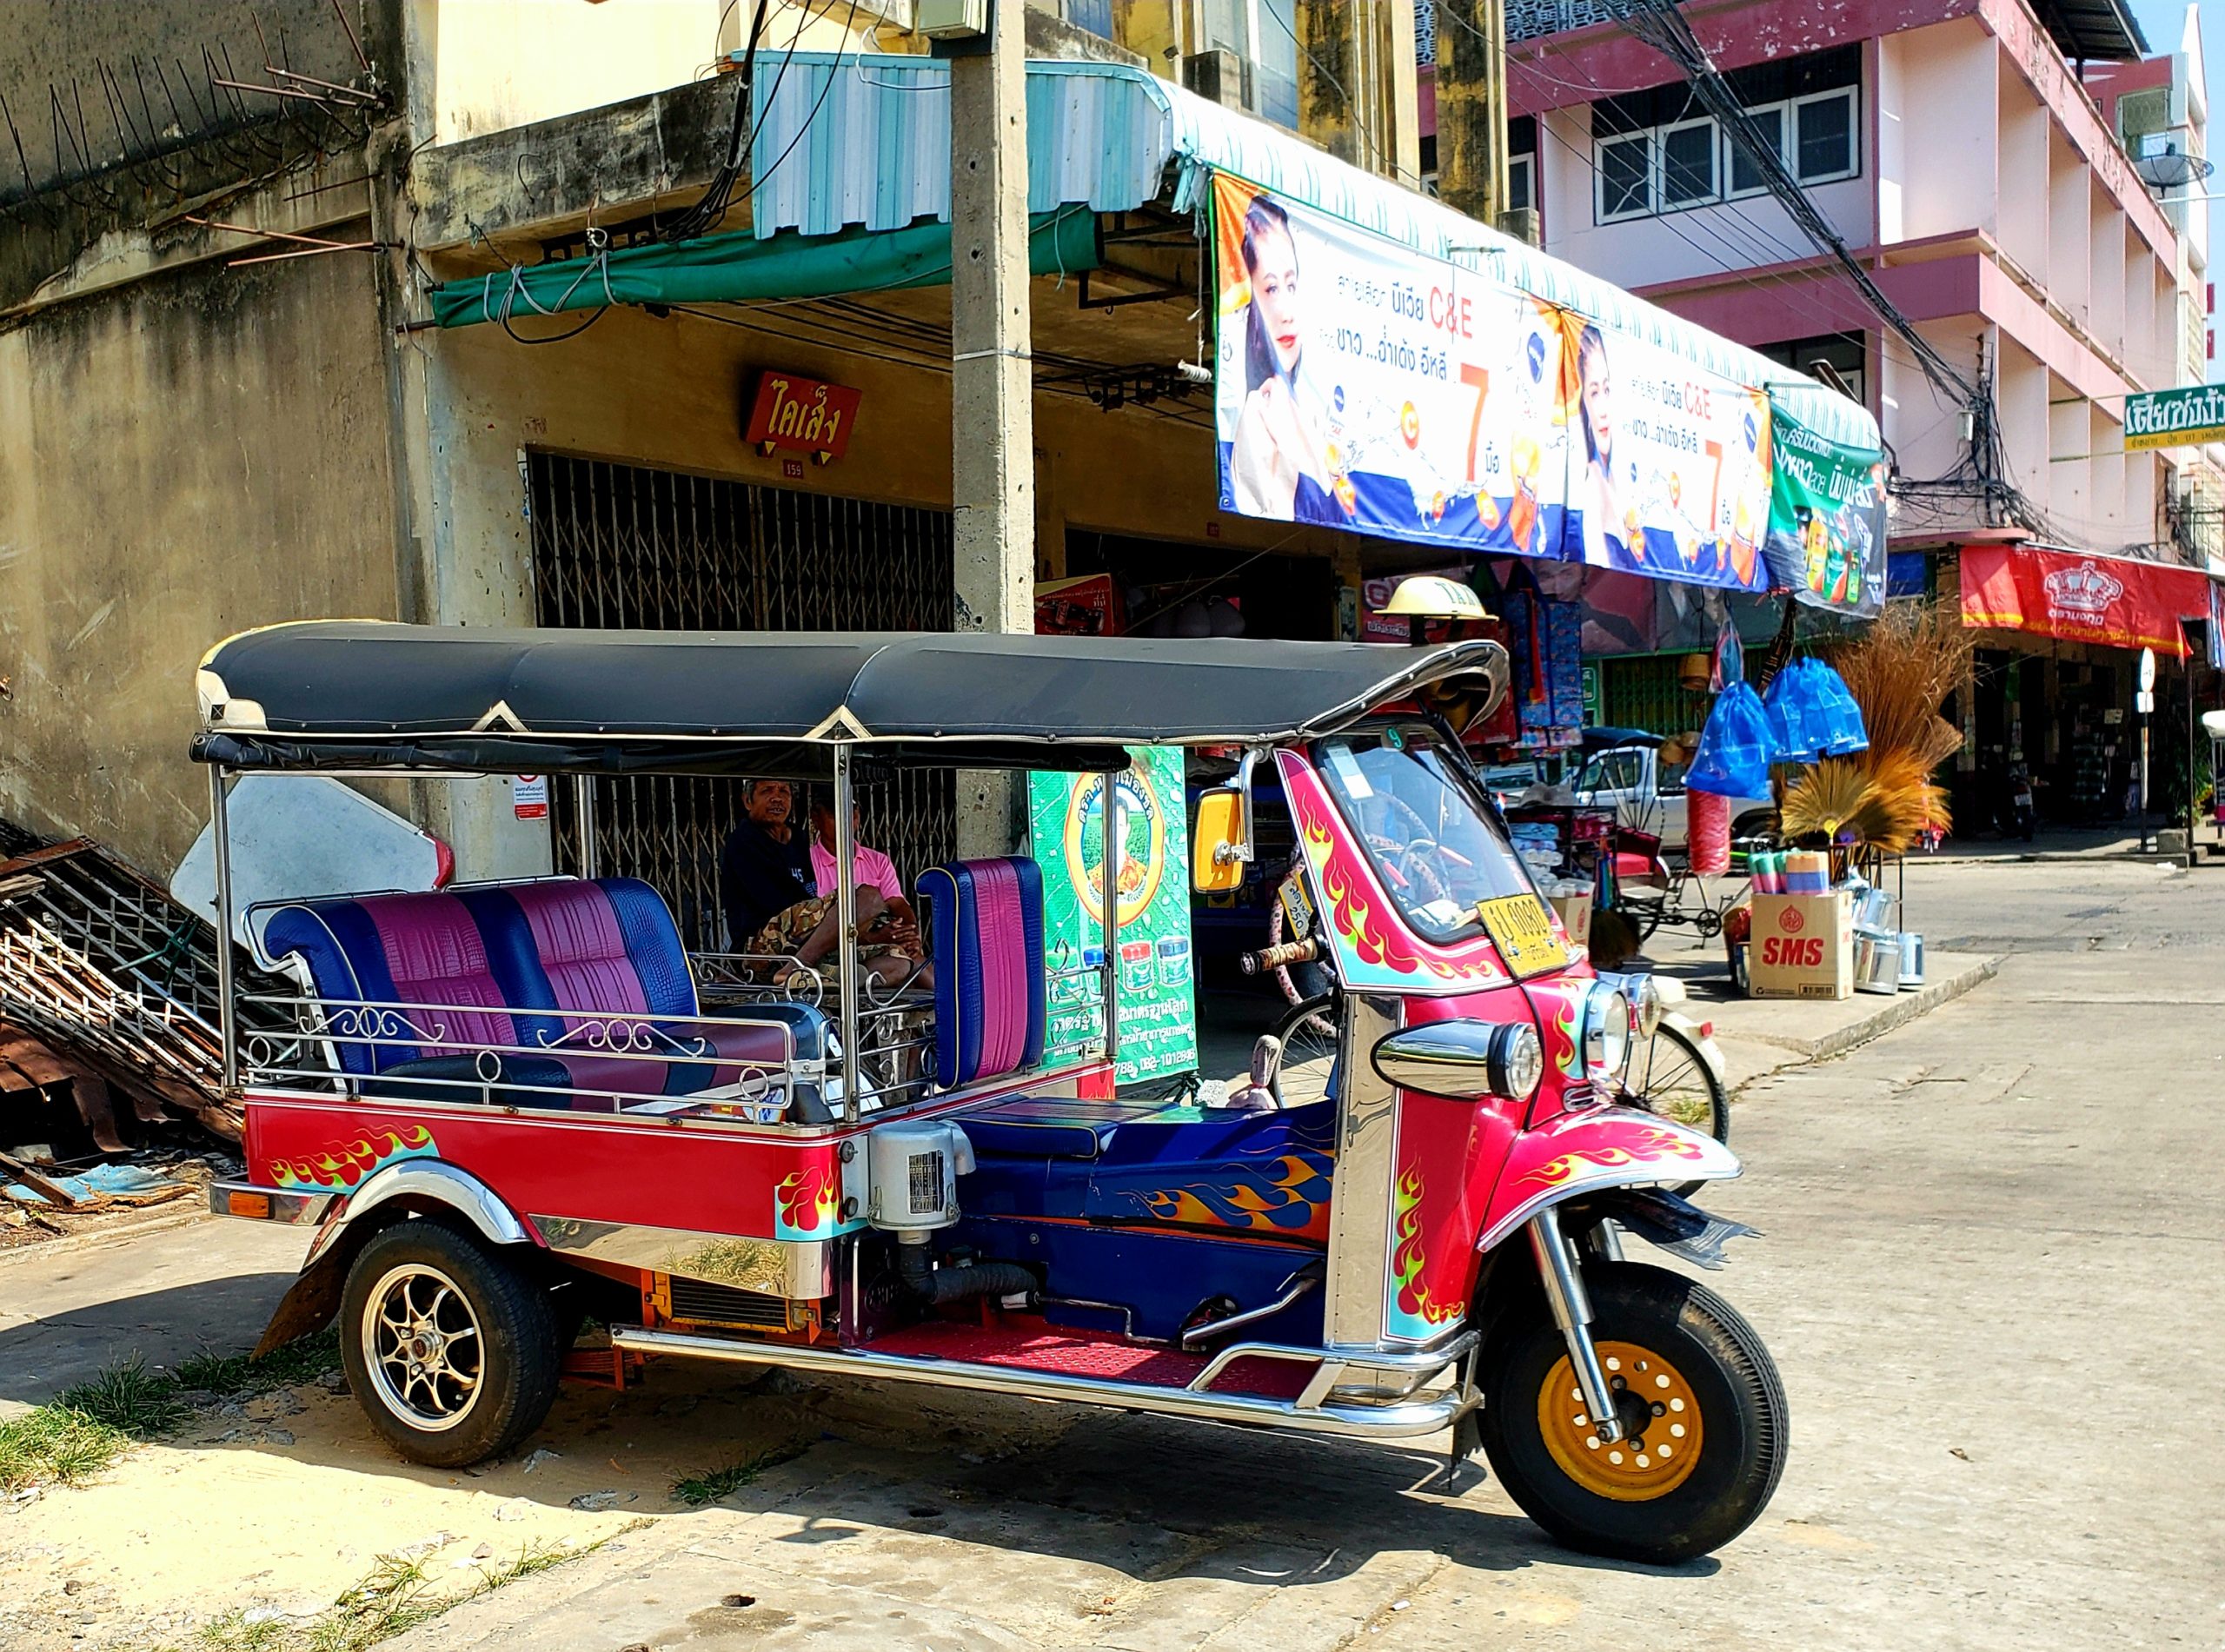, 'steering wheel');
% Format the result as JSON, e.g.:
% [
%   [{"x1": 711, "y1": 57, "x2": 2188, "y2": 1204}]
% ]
[{"x1": 1364, "y1": 793, "x2": 1452, "y2": 906}]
